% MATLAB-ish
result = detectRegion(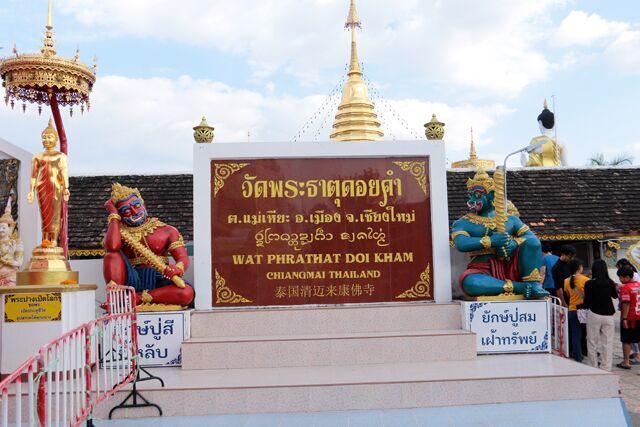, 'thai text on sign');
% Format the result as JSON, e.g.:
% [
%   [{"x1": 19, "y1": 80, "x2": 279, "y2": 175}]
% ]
[
  {"x1": 211, "y1": 157, "x2": 433, "y2": 307},
  {"x1": 4, "y1": 292, "x2": 62, "y2": 322}
]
